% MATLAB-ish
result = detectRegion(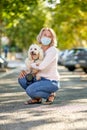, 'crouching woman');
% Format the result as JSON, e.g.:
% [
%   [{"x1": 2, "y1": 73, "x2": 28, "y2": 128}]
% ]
[{"x1": 18, "y1": 27, "x2": 60, "y2": 105}]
